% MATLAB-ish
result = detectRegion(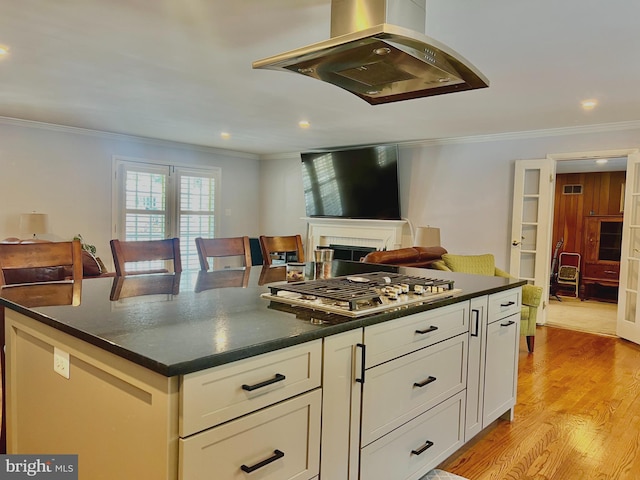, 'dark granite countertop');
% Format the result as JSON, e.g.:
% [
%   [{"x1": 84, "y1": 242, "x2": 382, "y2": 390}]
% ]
[{"x1": 0, "y1": 261, "x2": 524, "y2": 377}]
